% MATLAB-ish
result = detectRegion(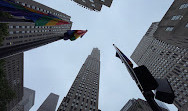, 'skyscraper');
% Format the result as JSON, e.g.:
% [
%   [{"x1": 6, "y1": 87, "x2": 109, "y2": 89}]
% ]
[
  {"x1": 70, "y1": 0, "x2": 113, "y2": 11},
  {"x1": 153, "y1": 0, "x2": 188, "y2": 49},
  {"x1": 0, "y1": 0, "x2": 72, "y2": 59},
  {"x1": 1, "y1": 53, "x2": 24, "y2": 111},
  {"x1": 10, "y1": 87, "x2": 35, "y2": 111},
  {"x1": 37, "y1": 93, "x2": 59, "y2": 111},
  {"x1": 131, "y1": 22, "x2": 188, "y2": 110},
  {"x1": 10, "y1": 105, "x2": 24, "y2": 111},
  {"x1": 120, "y1": 98, "x2": 168, "y2": 111},
  {"x1": 57, "y1": 48, "x2": 100, "y2": 111},
  {"x1": 19, "y1": 87, "x2": 35, "y2": 111}
]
